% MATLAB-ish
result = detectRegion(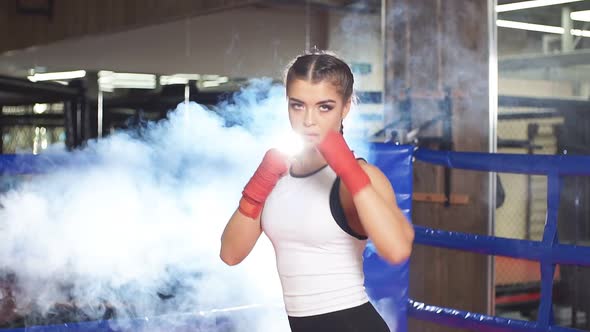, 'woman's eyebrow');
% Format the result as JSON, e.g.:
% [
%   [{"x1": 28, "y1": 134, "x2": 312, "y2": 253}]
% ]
[
  {"x1": 316, "y1": 99, "x2": 336, "y2": 104},
  {"x1": 288, "y1": 98, "x2": 336, "y2": 104}
]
